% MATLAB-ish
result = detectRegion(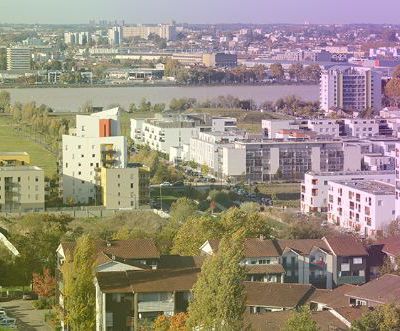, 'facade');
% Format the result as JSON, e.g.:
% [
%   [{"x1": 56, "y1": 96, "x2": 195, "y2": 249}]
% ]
[
  {"x1": 320, "y1": 66, "x2": 382, "y2": 113},
  {"x1": 6, "y1": 47, "x2": 31, "y2": 71},
  {"x1": 343, "y1": 119, "x2": 379, "y2": 138},
  {"x1": 100, "y1": 164, "x2": 150, "y2": 209},
  {"x1": 307, "y1": 120, "x2": 340, "y2": 137},
  {"x1": 202, "y1": 53, "x2": 238, "y2": 67},
  {"x1": 327, "y1": 180, "x2": 395, "y2": 238},
  {"x1": 201, "y1": 235, "x2": 367, "y2": 290},
  {"x1": 62, "y1": 108, "x2": 127, "y2": 205},
  {"x1": 108, "y1": 27, "x2": 122, "y2": 46},
  {"x1": 122, "y1": 24, "x2": 176, "y2": 41},
  {"x1": 0, "y1": 165, "x2": 45, "y2": 212},
  {"x1": 0, "y1": 152, "x2": 30, "y2": 166},
  {"x1": 64, "y1": 32, "x2": 90, "y2": 45},
  {"x1": 171, "y1": 53, "x2": 204, "y2": 66},
  {"x1": 301, "y1": 170, "x2": 395, "y2": 213},
  {"x1": 234, "y1": 139, "x2": 362, "y2": 182}
]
